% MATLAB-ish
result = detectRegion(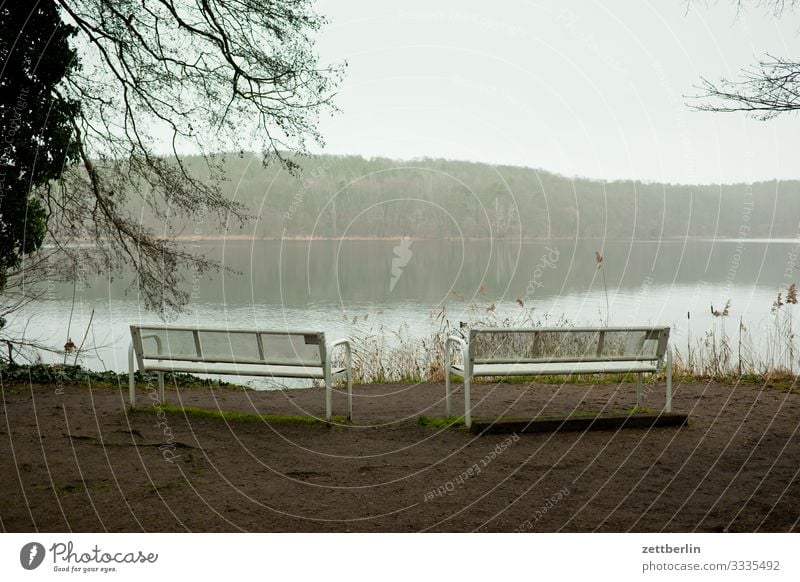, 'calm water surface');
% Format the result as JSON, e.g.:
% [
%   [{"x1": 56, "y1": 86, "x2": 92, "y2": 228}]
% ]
[{"x1": 10, "y1": 238, "x2": 800, "y2": 377}]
